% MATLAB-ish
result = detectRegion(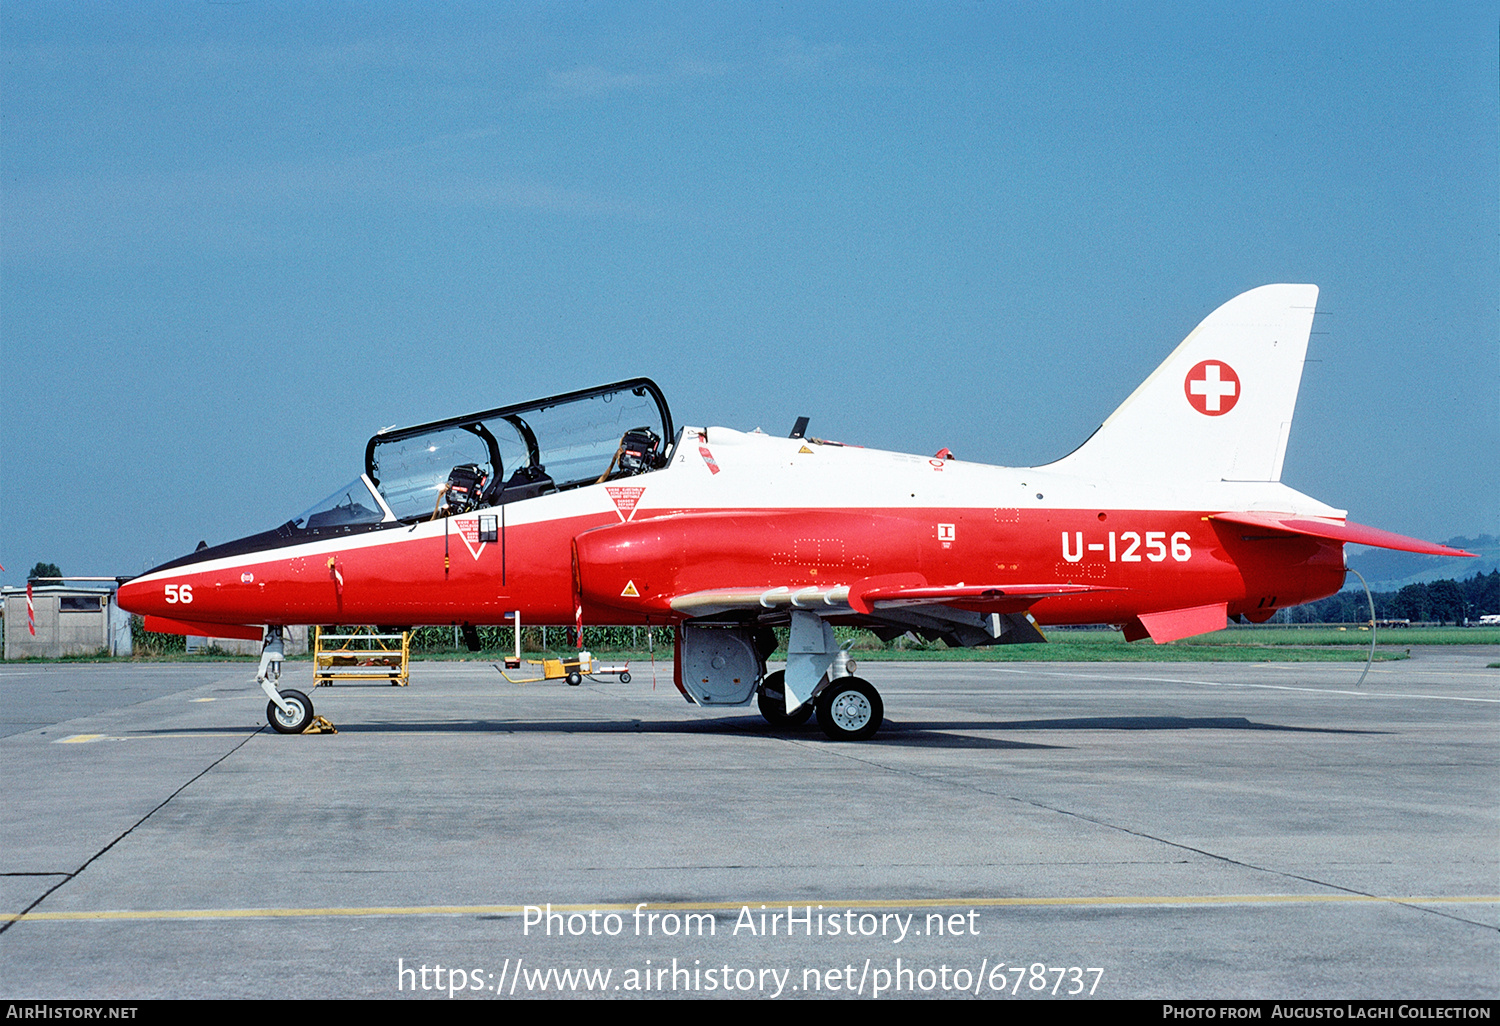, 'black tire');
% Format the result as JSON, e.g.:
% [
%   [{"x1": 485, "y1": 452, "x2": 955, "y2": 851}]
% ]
[
  {"x1": 618, "y1": 671, "x2": 632, "y2": 684},
  {"x1": 566, "y1": 672, "x2": 583, "y2": 686},
  {"x1": 757, "y1": 670, "x2": 814, "y2": 728},
  {"x1": 268, "y1": 689, "x2": 314, "y2": 734},
  {"x1": 814, "y1": 676, "x2": 883, "y2": 741}
]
